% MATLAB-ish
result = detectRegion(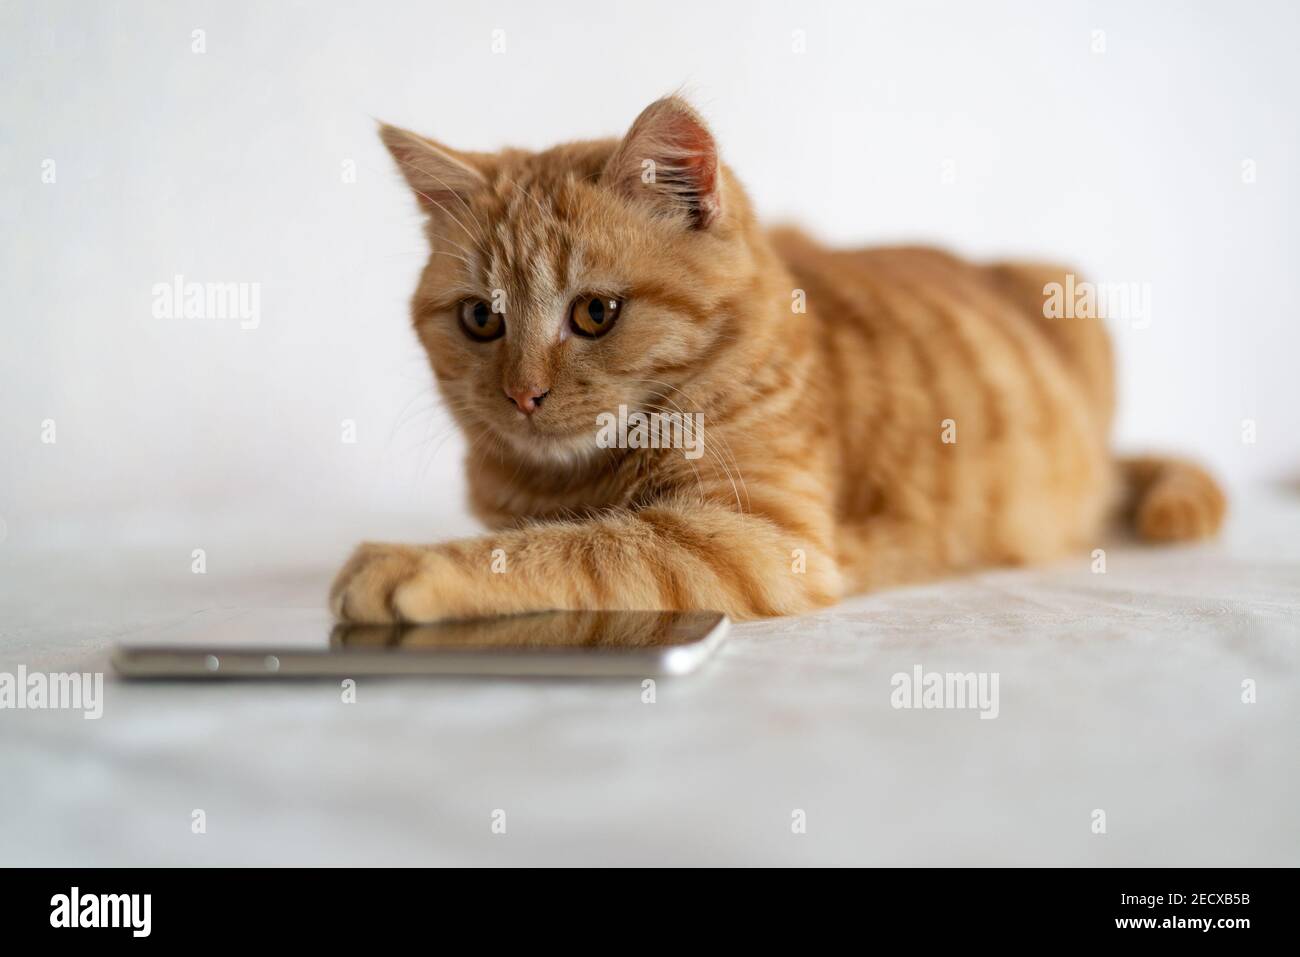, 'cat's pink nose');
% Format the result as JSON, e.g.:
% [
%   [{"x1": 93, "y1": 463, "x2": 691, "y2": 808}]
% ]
[{"x1": 505, "y1": 385, "x2": 549, "y2": 415}]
